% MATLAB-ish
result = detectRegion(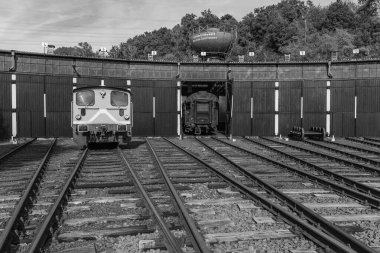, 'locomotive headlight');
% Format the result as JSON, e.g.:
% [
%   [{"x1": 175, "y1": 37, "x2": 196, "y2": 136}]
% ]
[
  {"x1": 75, "y1": 114, "x2": 82, "y2": 120},
  {"x1": 124, "y1": 115, "x2": 130, "y2": 120}
]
